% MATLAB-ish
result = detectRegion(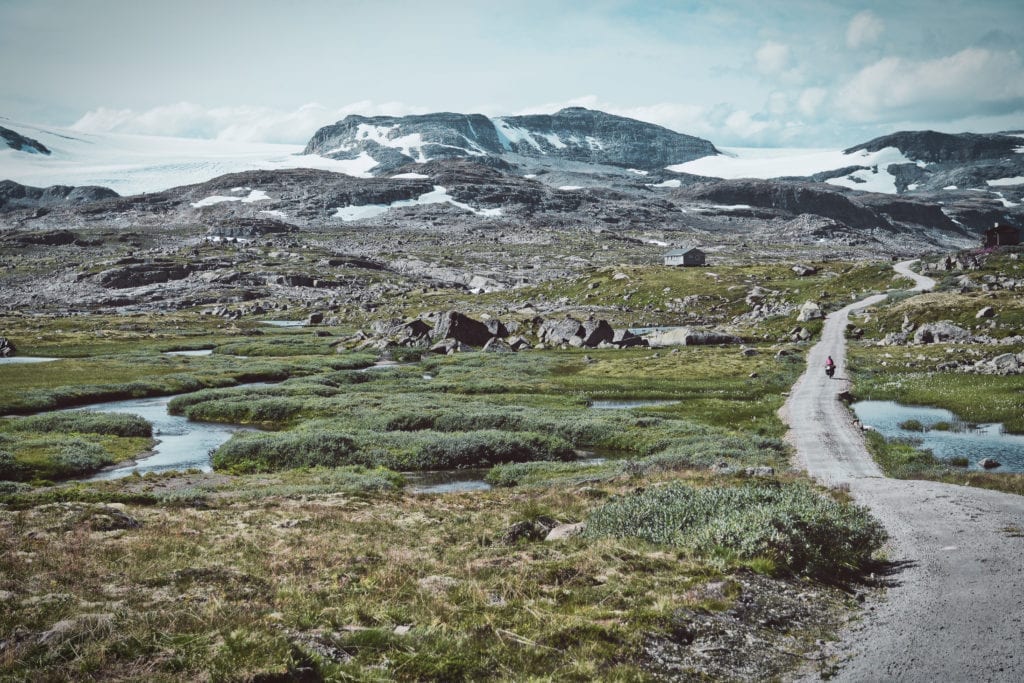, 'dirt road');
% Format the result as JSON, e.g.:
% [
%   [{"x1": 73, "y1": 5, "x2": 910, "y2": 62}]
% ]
[{"x1": 783, "y1": 260, "x2": 1024, "y2": 681}]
